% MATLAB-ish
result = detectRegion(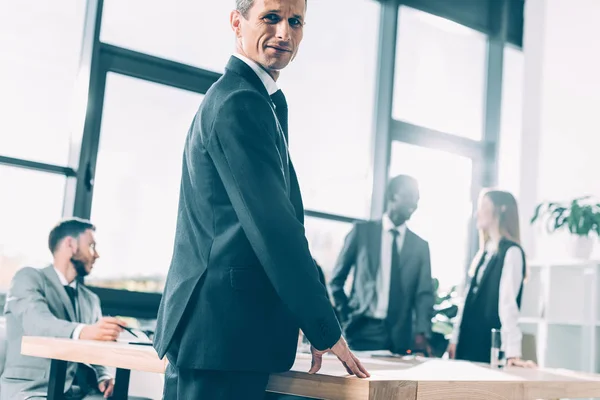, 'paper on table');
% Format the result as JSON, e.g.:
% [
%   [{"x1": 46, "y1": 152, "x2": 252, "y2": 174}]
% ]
[
  {"x1": 117, "y1": 328, "x2": 152, "y2": 344},
  {"x1": 369, "y1": 360, "x2": 526, "y2": 381}
]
